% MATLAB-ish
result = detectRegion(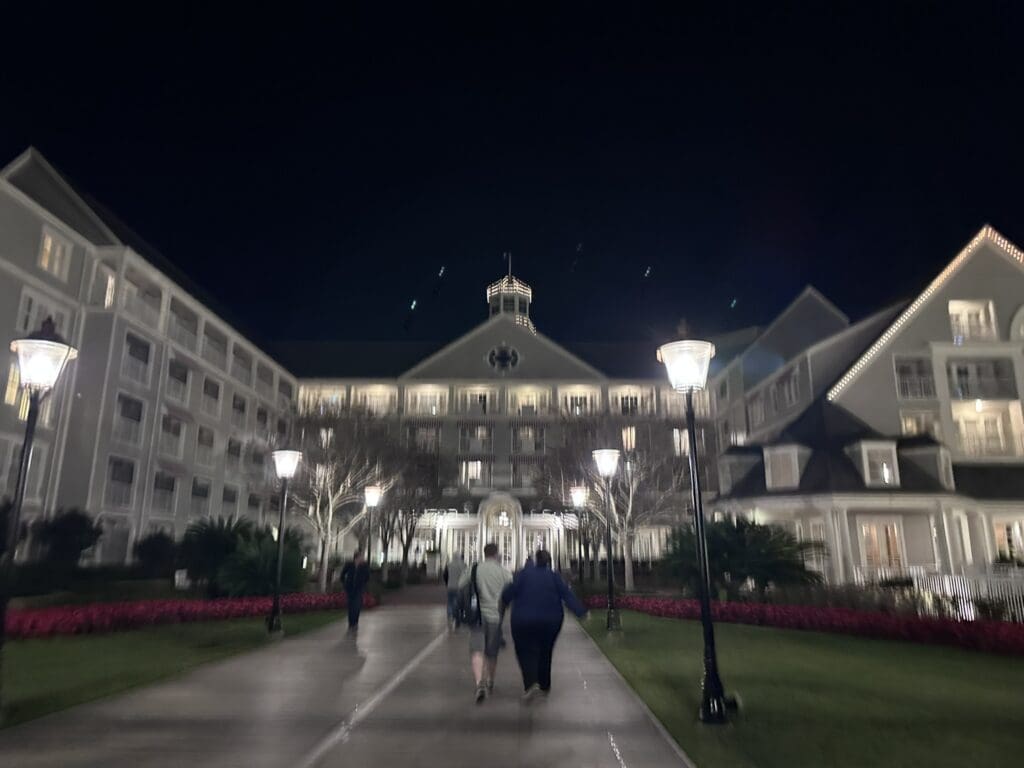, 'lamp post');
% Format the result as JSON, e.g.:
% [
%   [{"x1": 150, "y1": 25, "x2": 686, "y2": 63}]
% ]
[
  {"x1": 592, "y1": 449, "x2": 621, "y2": 630},
  {"x1": 659, "y1": 339, "x2": 729, "y2": 724},
  {"x1": 267, "y1": 448, "x2": 301, "y2": 634},
  {"x1": 1, "y1": 318, "x2": 77, "y2": 714},
  {"x1": 364, "y1": 484, "x2": 382, "y2": 564},
  {"x1": 570, "y1": 485, "x2": 588, "y2": 586}
]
